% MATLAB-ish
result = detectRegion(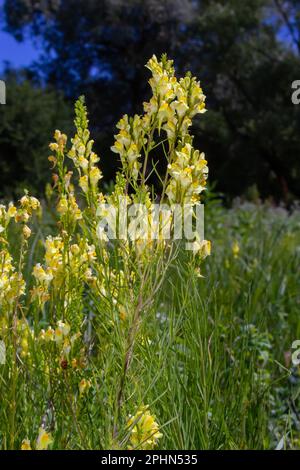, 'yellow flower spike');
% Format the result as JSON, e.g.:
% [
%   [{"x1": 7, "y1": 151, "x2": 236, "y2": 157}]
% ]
[
  {"x1": 21, "y1": 438, "x2": 32, "y2": 450},
  {"x1": 36, "y1": 427, "x2": 53, "y2": 450}
]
